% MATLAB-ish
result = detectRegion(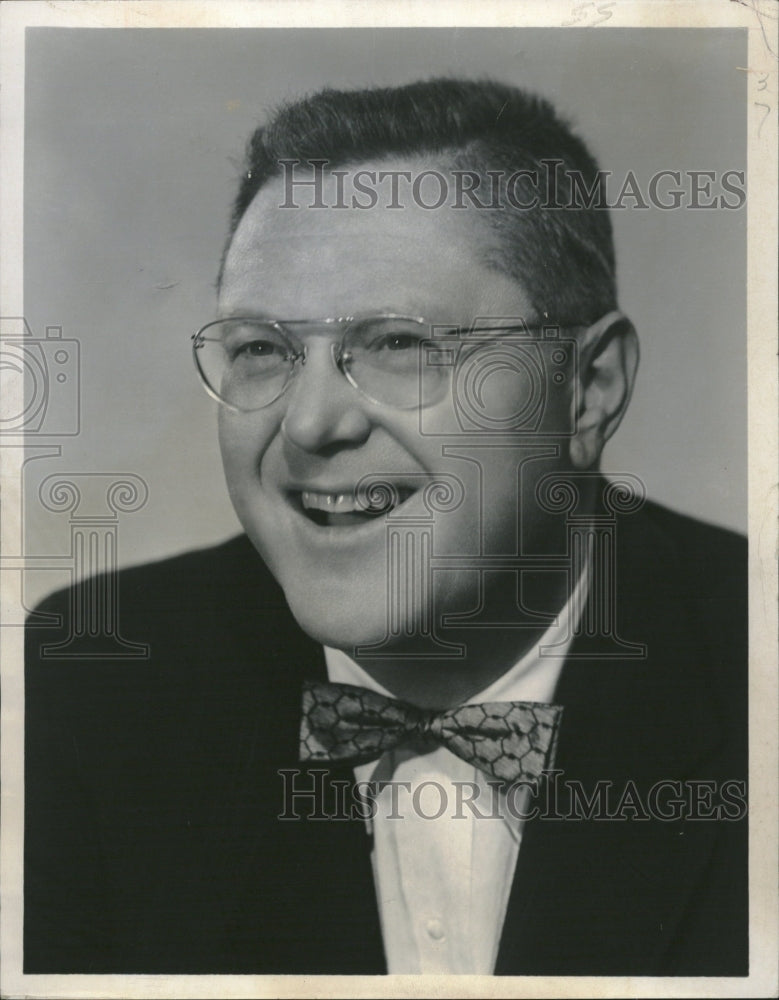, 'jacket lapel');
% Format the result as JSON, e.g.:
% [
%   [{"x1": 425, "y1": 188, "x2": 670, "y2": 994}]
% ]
[
  {"x1": 495, "y1": 506, "x2": 728, "y2": 974},
  {"x1": 223, "y1": 611, "x2": 386, "y2": 973}
]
